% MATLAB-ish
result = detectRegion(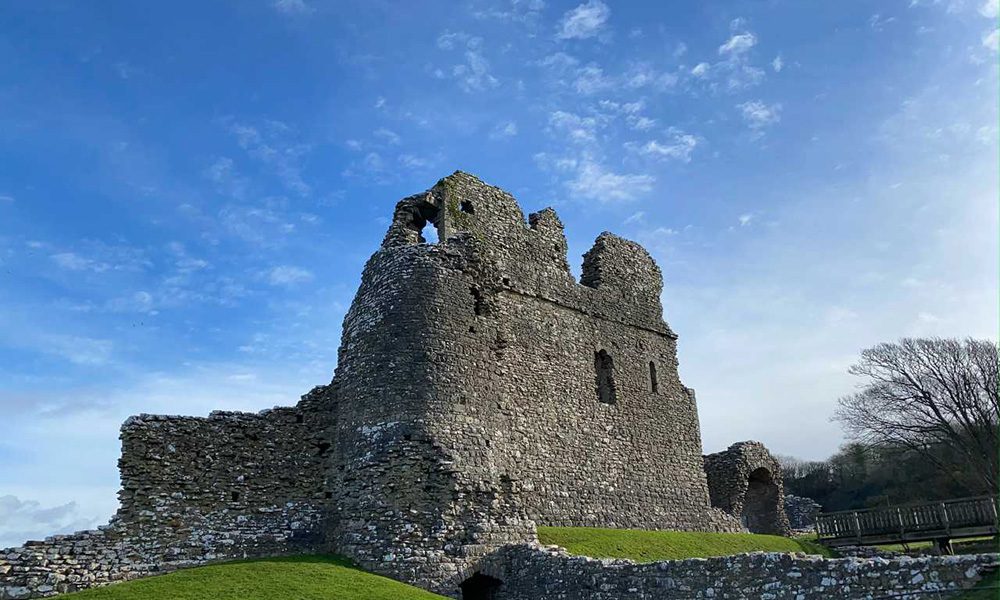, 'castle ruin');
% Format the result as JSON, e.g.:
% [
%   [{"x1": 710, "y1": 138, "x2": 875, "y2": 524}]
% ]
[{"x1": 0, "y1": 172, "x2": 791, "y2": 599}]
